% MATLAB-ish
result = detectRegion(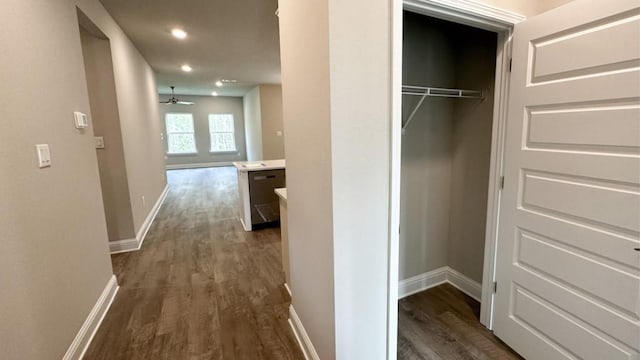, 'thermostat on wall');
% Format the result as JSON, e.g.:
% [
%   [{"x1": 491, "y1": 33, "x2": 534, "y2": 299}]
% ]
[{"x1": 74, "y1": 111, "x2": 89, "y2": 129}]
